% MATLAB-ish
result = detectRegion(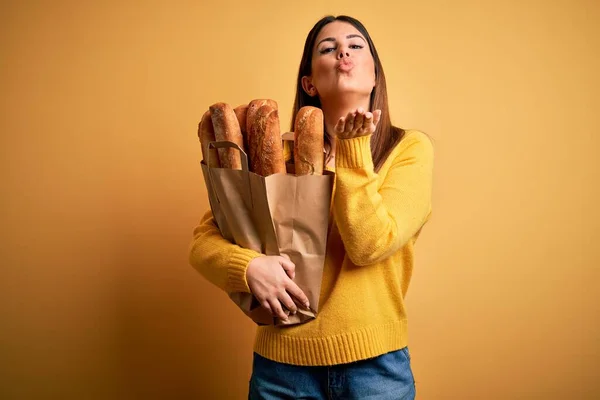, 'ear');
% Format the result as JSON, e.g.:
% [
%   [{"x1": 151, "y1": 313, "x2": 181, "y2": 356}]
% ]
[{"x1": 301, "y1": 76, "x2": 318, "y2": 97}]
